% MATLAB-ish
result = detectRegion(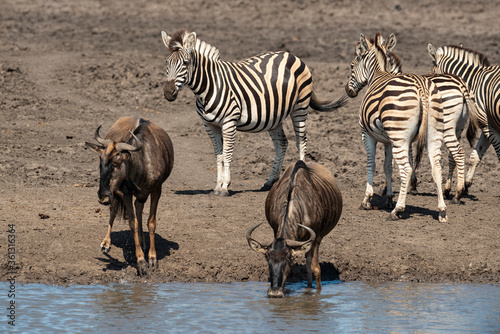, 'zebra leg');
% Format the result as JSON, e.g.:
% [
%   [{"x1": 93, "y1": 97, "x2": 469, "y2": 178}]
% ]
[
  {"x1": 218, "y1": 120, "x2": 238, "y2": 196},
  {"x1": 408, "y1": 144, "x2": 418, "y2": 194},
  {"x1": 444, "y1": 151, "x2": 456, "y2": 199},
  {"x1": 465, "y1": 131, "x2": 491, "y2": 190},
  {"x1": 204, "y1": 123, "x2": 224, "y2": 195},
  {"x1": 383, "y1": 144, "x2": 394, "y2": 209},
  {"x1": 262, "y1": 125, "x2": 288, "y2": 191},
  {"x1": 390, "y1": 143, "x2": 412, "y2": 220},
  {"x1": 361, "y1": 132, "x2": 376, "y2": 210},
  {"x1": 428, "y1": 139, "x2": 448, "y2": 222},
  {"x1": 443, "y1": 118, "x2": 466, "y2": 204},
  {"x1": 291, "y1": 106, "x2": 308, "y2": 161}
]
